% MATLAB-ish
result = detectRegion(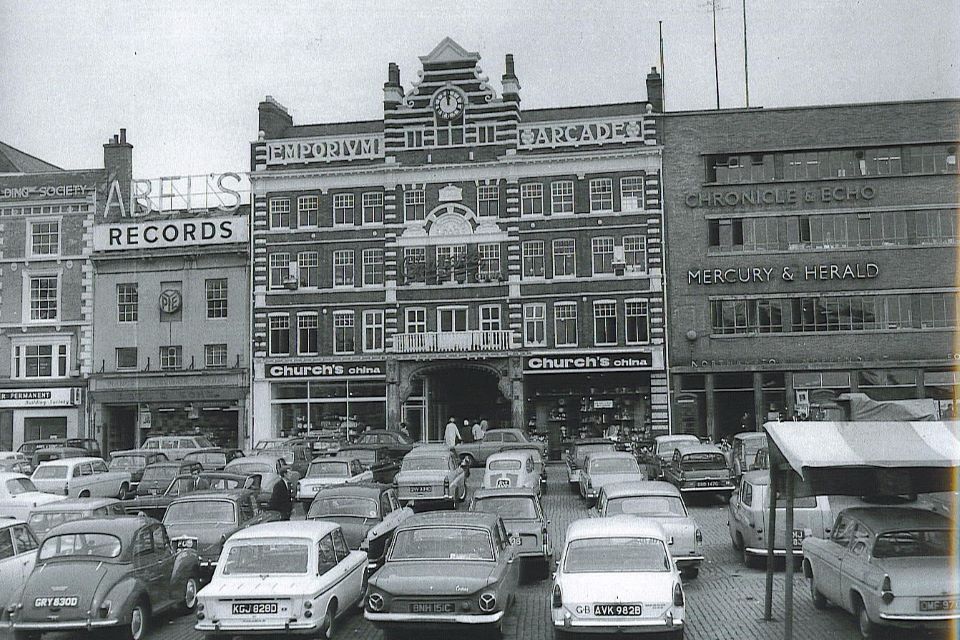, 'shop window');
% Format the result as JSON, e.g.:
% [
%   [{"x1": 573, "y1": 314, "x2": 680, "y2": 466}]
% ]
[
  {"x1": 552, "y1": 238, "x2": 576, "y2": 278},
  {"x1": 593, "y1": 301, "x2": 617, "y2": 346},
  {"x1": 333, "y1": 311, "x2": 355, "y2": 354},
  {"x1": 30, "y1": 220, "x2": 60, "y2": 257},
  {"x1": 522, "y1": 241, "x2": 545, "y2": 278},
  {"x1": 521, "y1": 183, "x2": 543, "y2": 216},
  {"x1": 333, "y1": 250, "x2": 355, "y2": 287},
  {"x1": 269, "y1": 198, "x2": 291, "y2": 229},
  {"x1": 523, "y1": 304, "x2": 546, "y2": 346},
  {"x1": 12, "y1": 341, "x2": 69, "y2": 379},
  {"x1": 362, "y1": 192, "x2": 384, "y2": 224},
  {"x1": 589, "y1": 178, "x2": 614, "y2": 212},
  {"x1": 620, "y1": 176, "x2": 644, "y2": 210},
  {"x1": 363, "y1": 310, "x2": 384, "y2": 353},
  {"x1": 405, "y1": 308, "x2": 427, "y2": 334},
  {"x1": 269, "y1": 315, "x2": 290, "y2": 356},
  {"x1": 206, "y1": 279, "x2": 228, "y2": 319},
  {"x1": 297, "y1": 313, "x2": 319, "y2": 355},
  {"x1": 362, "y1": 249, "x2": 384, "y2": 286},
  {"x1": 404, "y1": 189, "x2": 426, "y2": 222},
  {"x1": 269, "y1": 253, "x2": 291, "y2": 290},
  {"x1": 158, "y1": 346, "x2": 182, "y2": 371},
  {"x1": 298, "y1": 195, "x2": 319, "y2": 228},
  {"x1": 477, "y1": 185, "x2": 499, "y2": 217},
  {"x1": 116, "y1": 347, "x2": 137, "y2": 370},
  {"x1": 333, "y1": 193, "x2": 355, "y2": 226},
  {"x1": 551, "y1": 180, "x2": 574, "y2": 214},
  {"x1": 298, "y1": 252, "x2": 319, "y2": 288},
  {"x1": 205, "y1": 344, "x2": 227, "y2": 368},
  {"x1": 23, "y1": 416, "x2": 67, "y2": 441},
  {"x1": 554, "y1": 302, "x2": 578, "y2": 347},
  {"x1": 625, "y1": 300, "x2": 650, "y2": 344},
  {"x1": 591, "y1": 237, "x2": 614, "y2": 275},
  {"x1": 117, "y1": 283, "x2": 138, "y2": 323}
]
